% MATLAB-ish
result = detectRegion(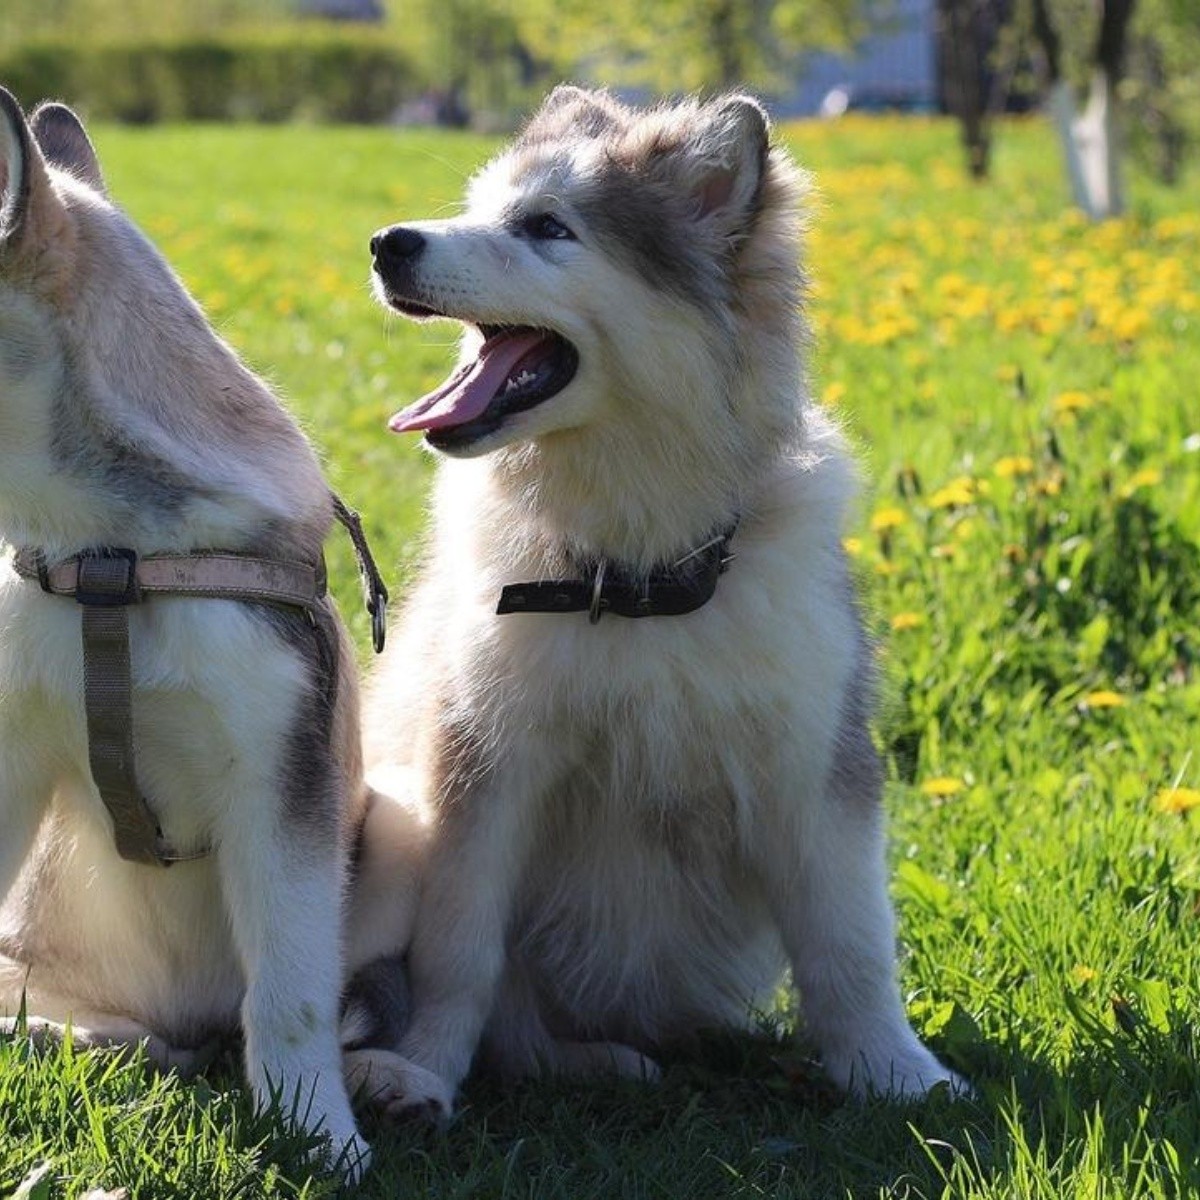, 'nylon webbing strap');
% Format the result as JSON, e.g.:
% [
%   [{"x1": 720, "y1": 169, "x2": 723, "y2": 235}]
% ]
[
  {"x1": 332, "y1": 495, "x2": 389, "y2": 653},
  {"x1": 11, "y1": 492, "x2": 388, "y2": 869},
  {"x1": 78, "y1": 561, "x2": 166, "y2": 866}
]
